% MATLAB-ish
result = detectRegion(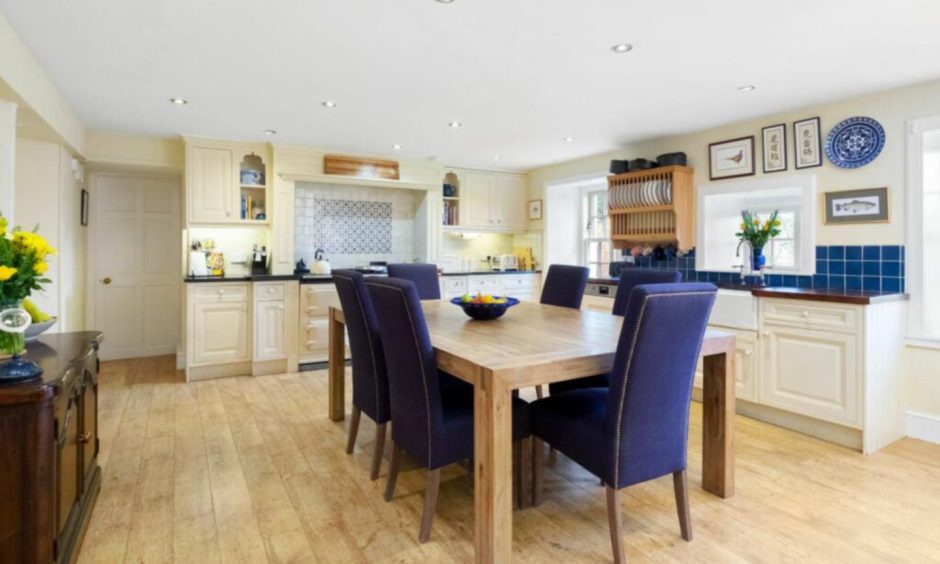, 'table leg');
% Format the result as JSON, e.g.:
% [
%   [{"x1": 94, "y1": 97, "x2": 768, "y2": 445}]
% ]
[
  {"x1": 474, "y1": 370, "x2": 513, "y2": 563},
  {"x1": 702, "y1": 350, "x2": 735, "y2": 498},
  {"x1": 328, "y1": 307, "x2": 346, "y2": 422}
]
